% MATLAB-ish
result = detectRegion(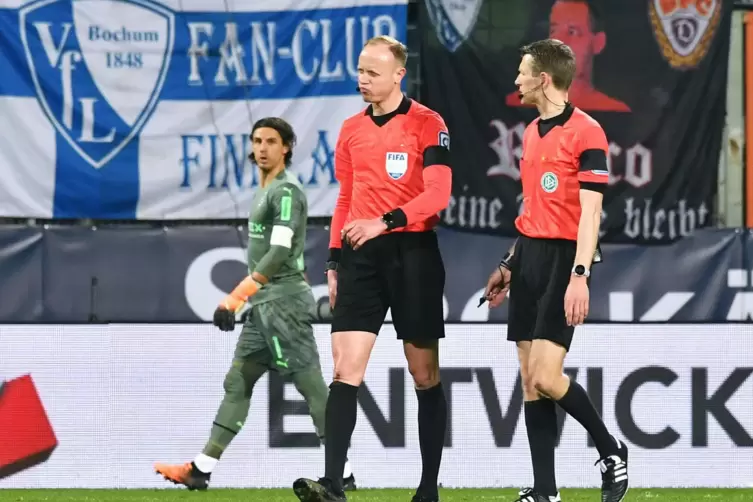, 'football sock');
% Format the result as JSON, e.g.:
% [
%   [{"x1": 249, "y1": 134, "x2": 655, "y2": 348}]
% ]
[
  {"x1": 416, "y1": 382, "x2": 447, "y2": 497},
  {"x1": 556, "y1": 379, "x2": 618, "y2": 458},
  {"x1": 323, "y1": 381, "x2": 359, "y2": 491},
  {"x1": 193, "y1": 453, "x2": 218, "y2": 474},
  {"x1": 524, "y1": 399, "x2": 558, "y2": 497},
  {"x1": 343, "y1": 460, "x2": 353, "y2": 478}
]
